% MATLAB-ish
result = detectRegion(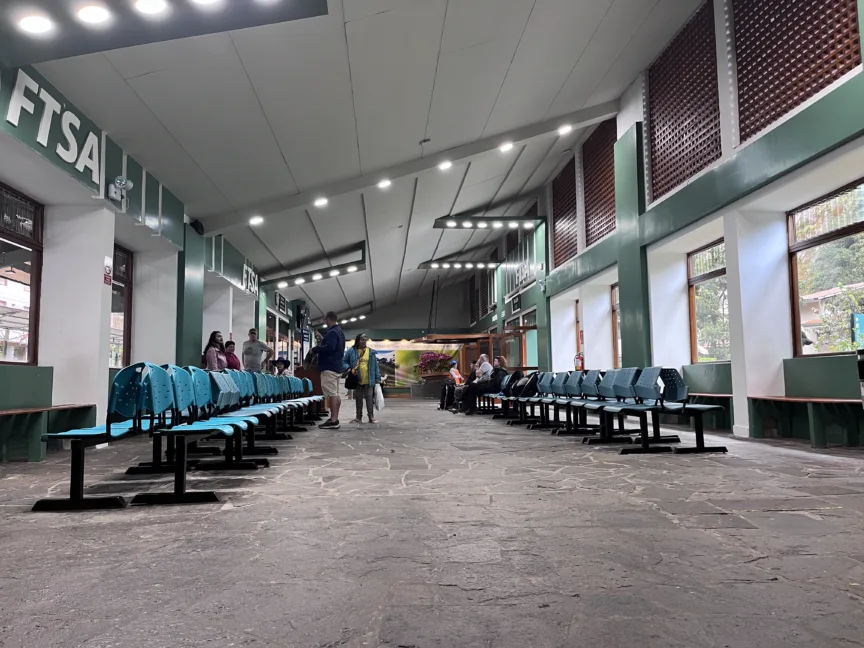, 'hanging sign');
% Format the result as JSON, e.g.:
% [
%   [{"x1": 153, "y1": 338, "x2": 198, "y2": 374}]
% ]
[
  {"x1": 103, "y1": 256, "x2": 113, "y2": 286},
  {"x1": 242, "y1": 260, "x2": 259, "y2": 296}
]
